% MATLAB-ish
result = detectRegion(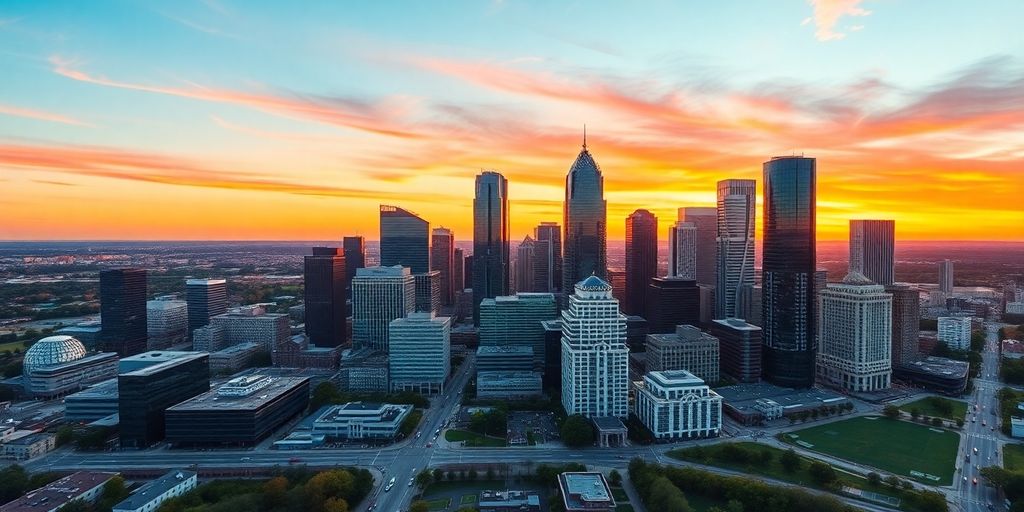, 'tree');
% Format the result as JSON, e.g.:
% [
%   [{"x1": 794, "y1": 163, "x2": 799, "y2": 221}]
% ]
[
  {"x1": 757, "y1": 449, "x2": 774, "y2": 467},
  {"x1": 882, "y1": 475, "x2": 900, "y2": 488},
  {"x1": 910, "y1": 408, "x2": 921, "y2": 420},
  {"x1": 432, "y1": 468, "x2": 444, "y2": 483},
  {"x1": 409, "y1": 500, "x2": 430, "y2": 512},
  {"x1": 867, "y1": 472, "x2": 881, "y2": 486},
  {"x1": 0, "y1": 465, "x2": 28, "y2": 504},
  {"x1": 646, "y1": 476, "x2": 692, "y2": 512},
  {"x1": 55, "y1": 425, "x2": 74, "y2": 447},
  {"x1": 560, "y1": 415, "x2": 595, "y2": 448},
  {"x1": 808, "y1": 461, "x2": 838, "y2": 487},
  {"x1": 882, "y1": 405, "x2": 900, "y2": 419},
  {"x1": 468, "y1": 468, "x2": 478, "y2": 481},
  {"x1": 416, "y1": 470, "x2": 433, "y2": 488},
  {"x1": 608, "y1": 469, "x2": 622, "y2": 487},
  {"x1": 486, "y1": 468, "x2": 495, "y2": 480},
  {"x1": 263, "y1": 476, "x2": 289, "y2": 510},
  {"x1": 931, "y1": 417, "x2": 944, "y2": 427},
  {"x1": 956, "y1": 418, "x2": 965, "y2": 428},
  {"x1": 323, "y1": 497, "x2": 349, "y2": 512},
  {"x1": 779, "y1": 449, "x2": 802, "y2": 473},
  {"x1": 446, "y1": 470, "x2": 455, "y2": 481},
  {"x1": 309, "y1": 381, "x2": 343, "y2": 411}
]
